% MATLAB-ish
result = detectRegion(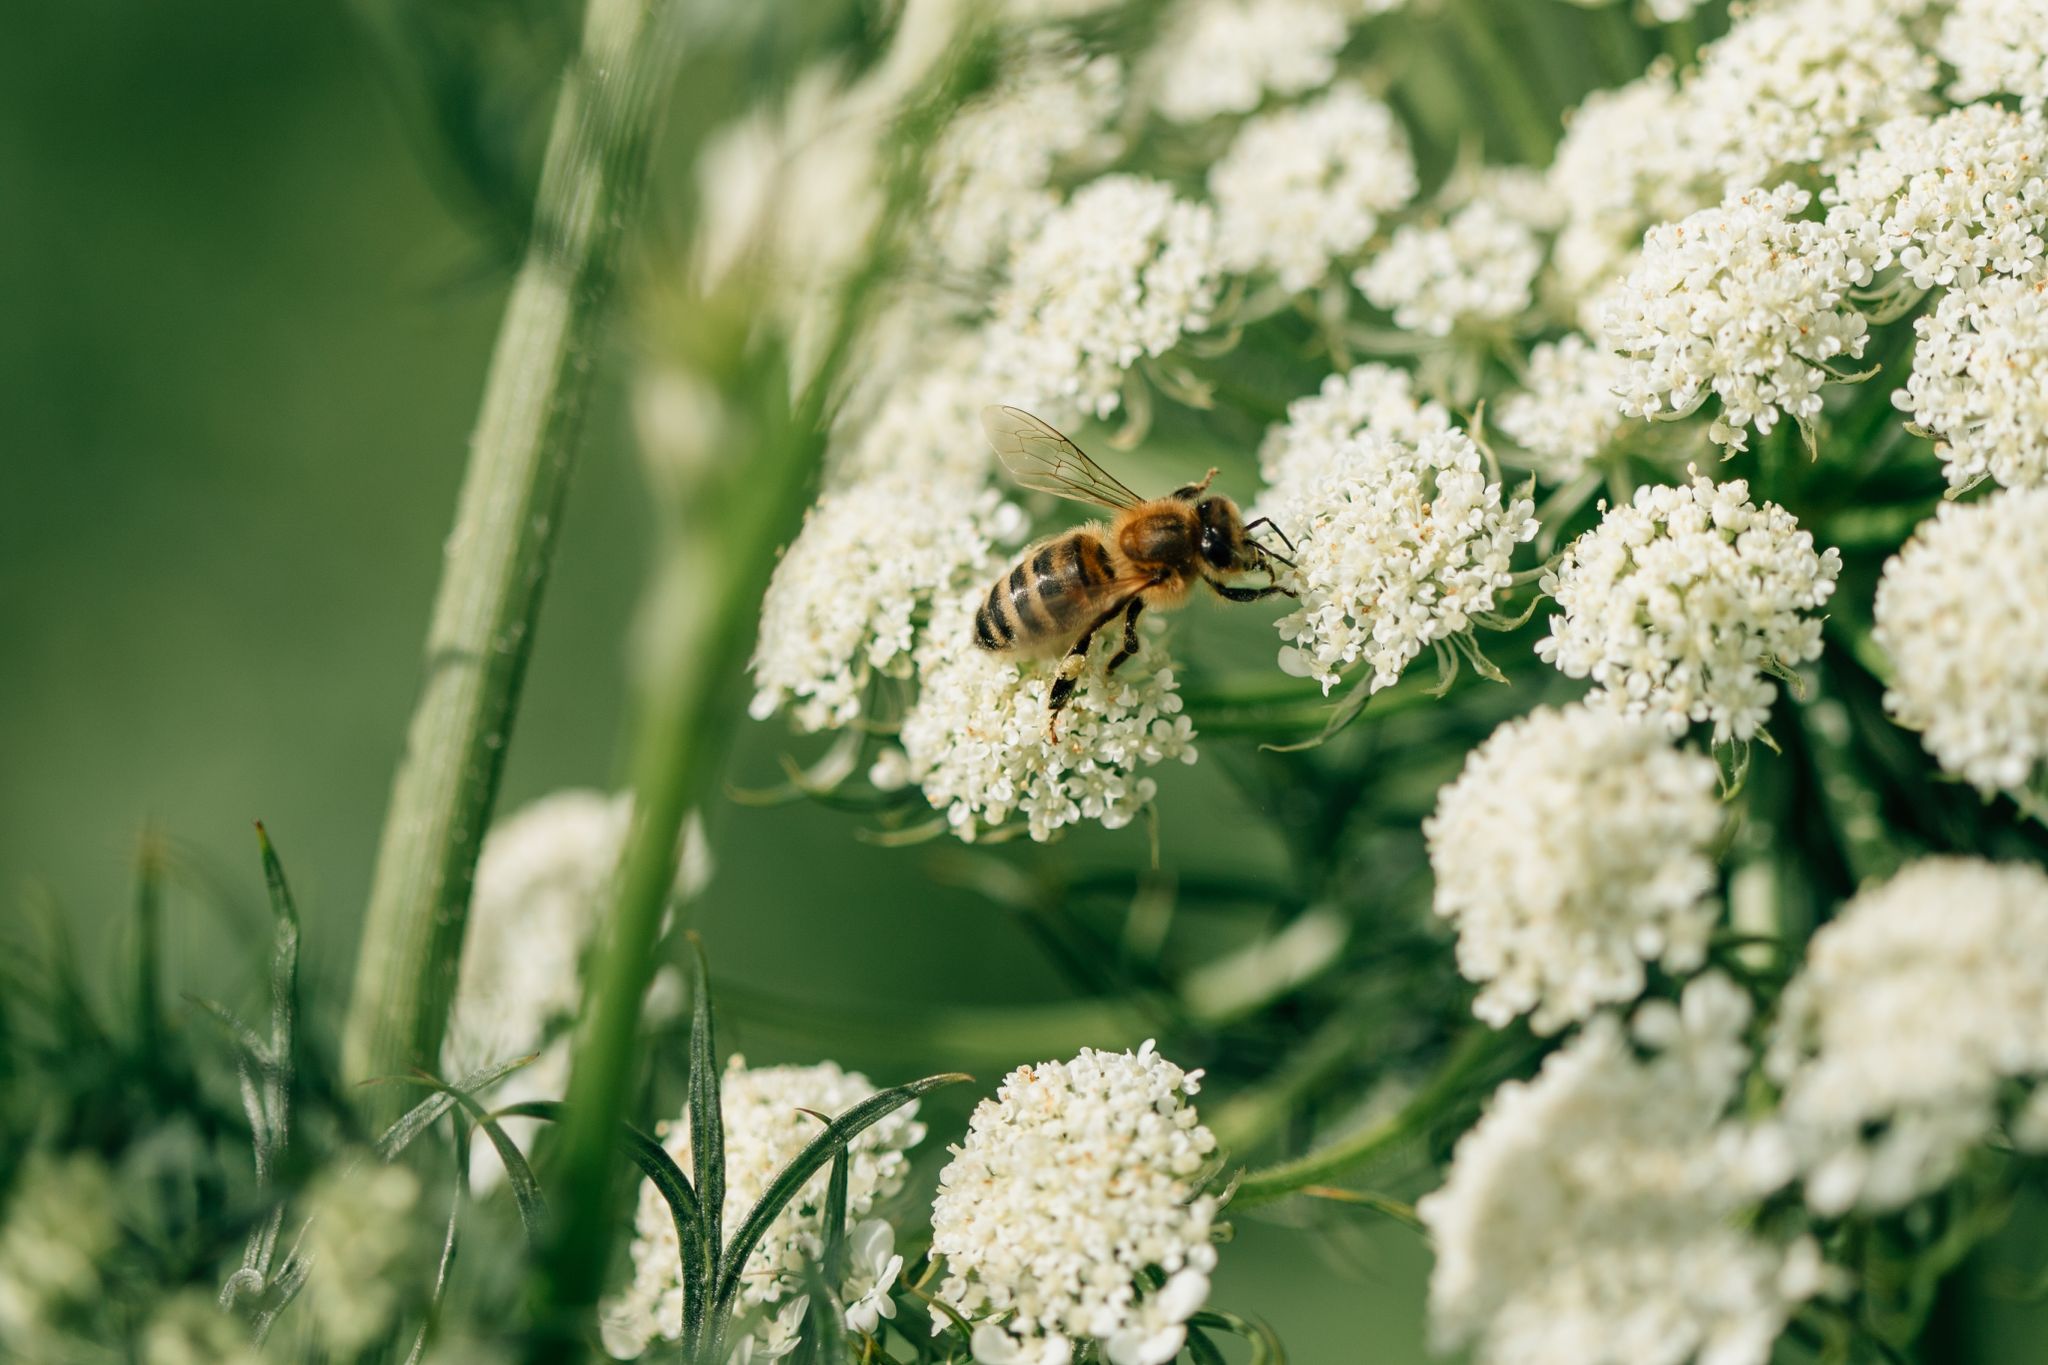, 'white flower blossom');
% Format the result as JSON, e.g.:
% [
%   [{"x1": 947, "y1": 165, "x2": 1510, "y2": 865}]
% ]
[
  {"x1": 1257, "y1": 362, "x2": 1454, "y2": 508},
  {"x1": 1208, "y1": 83, "x2": 1417, "y2": 292},
  {"x1": 1355, "y1": 199, "x2": 1542, "y2": 337},
  {"x1": 1825, "y1": 104, "x2": 2048, "y2": 291},
  {"x1": 1538, "y1": 475, "x2": 1841, "y2": 744},
  {"x1": 0, "y1": 1153, "x2": 118, "y2": 1353},
  {"x1": 1872, "y1": 486, "x2": 2048, "y2": 791},
  {"x1": 606, "y1": 1060, "x2": 926, "y2": 1358},
  {"x1": 1765, "y1": 858, "x2": 2048, "y2": 1215},
  {"x1": 1260, "y1": 424, "x2": 1537, "y2": 693},
  {"x1": 1940, "y1": 0, "x2": 2048, "y2": 104},
  {"x1": 925, "y1": 51, "x2": 1124, "y2": 276},
  {"x1": 1896, "y1": 275, "x2": 2048, "y2": 490},
  {"x1": 1600, "y1": 184, "x2": 1874, "y2": 453},
  {"x1": 931, "y1": 1042, "x2": 1219, "y2": 1365},
  {"x1": 842, "y1": 1220, "x2": 904, "y2": 1335},
  {"x1": 830, "y1": 339, "x2": 1000, "y2": 485},
  {"x1": 1146, "y1": 0, "x2": 1353, "y2": 124},
  {"x1": 982, "y1": 176, "x2": 1222, "y2": 419},
  {"x1": 898, "y1": 580, "x2": 1197, "y2": 841},
  {"x1": 1423, "y1": 975, "x2": 1825, "y2": 1365},
  {"x1": 749, "y1": 475, "x2": 1023, "y2": 732},
  {"x1": 302, "y1": 1162, "x2": 428, "y2": 1358},
  {"x1": 1425, "y1": 704, "x2": 1723, "y2": 1034},
  {"x1": 1684, "y1": 0, "x2": 1938, "y2": 190},
  {"x1": 1497, "y1": 334, "x2": 1629, "y2": 480}
]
